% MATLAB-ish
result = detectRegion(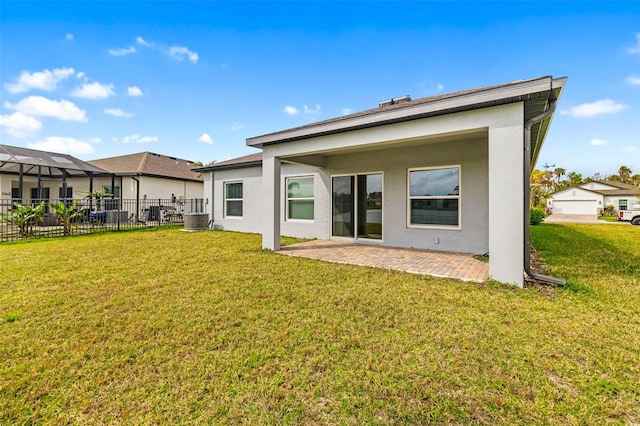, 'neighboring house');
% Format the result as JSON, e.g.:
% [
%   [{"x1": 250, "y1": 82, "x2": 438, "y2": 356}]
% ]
[
  {"x1": 82, "y1": 152, "x2": 204, "y2": 201},
  {"x1": 550, "y1": 180, "x2": 640, "y2": 215},
  {"x1": 1, "y1": 146, "x2": 202, "y2": 213},
  {"x1": 196, "y1": 76, "x2": 567, "y2": 287}
]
